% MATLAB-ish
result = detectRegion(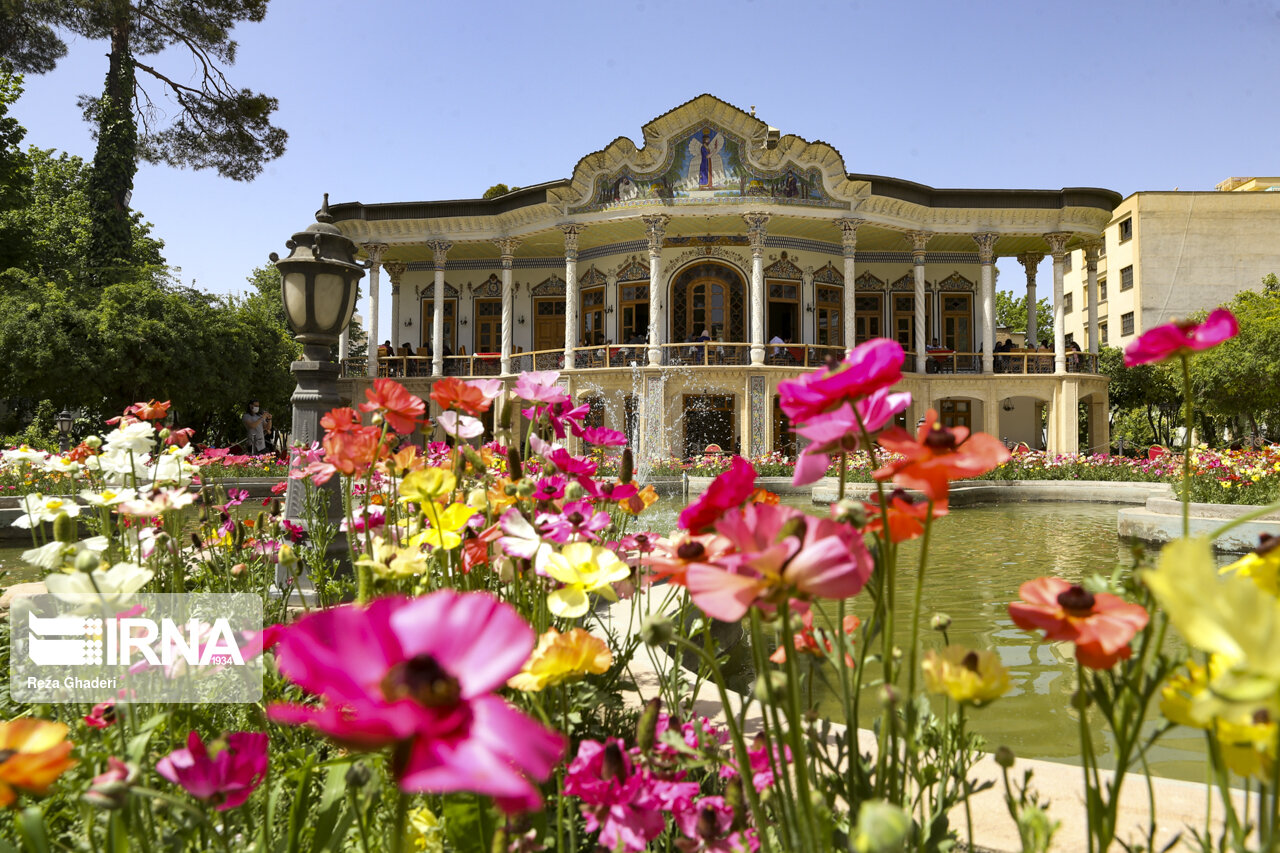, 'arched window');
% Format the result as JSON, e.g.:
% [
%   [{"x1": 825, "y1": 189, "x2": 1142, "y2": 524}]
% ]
[
  {"x1": 670, "y1": 263, "x2": 746, "y2": 342},
  {"x1": 688, "y1": 280, "x2": 727, "y2": 339}
]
